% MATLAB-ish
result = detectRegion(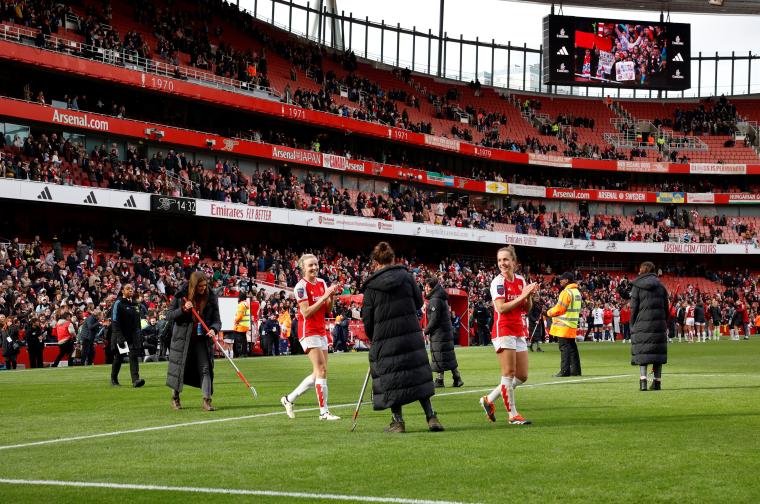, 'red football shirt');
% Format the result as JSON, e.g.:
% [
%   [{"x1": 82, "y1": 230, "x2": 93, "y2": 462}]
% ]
[
  {"x1": 489, "y1": 273, "x2": 528, "y2": 338},
  {"x1": 294, "y1": 277, "x2": 329, "y2": 338}
]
